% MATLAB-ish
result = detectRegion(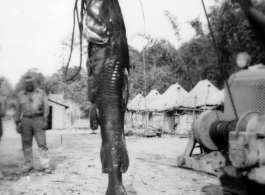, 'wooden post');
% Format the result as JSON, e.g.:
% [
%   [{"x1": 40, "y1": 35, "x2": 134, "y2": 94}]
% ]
[
  {"x1": 162, "y1": 112, "x2": 165, "y2": 134},
  {"x1": 160, "y1": 112, "x2": 163, "y2": 133},
  {"x1": 191, "y1": 95, "x2": 198, "y2": 138},
  {"x1": 125, "y1": 111, "x2": 127, "y2": 128},
  {"x1": 136, "y1": 111, "x2": 139, "y2": 129},
  {"x1": 175, "y1": 114, "x2": 178, "y2": 136}
]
